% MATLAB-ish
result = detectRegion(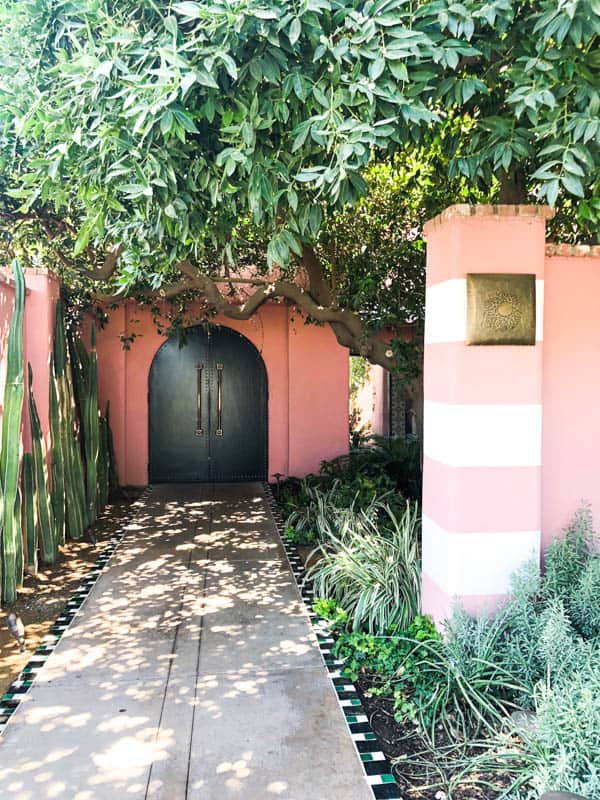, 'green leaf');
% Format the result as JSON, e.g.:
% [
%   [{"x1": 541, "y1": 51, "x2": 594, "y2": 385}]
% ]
[
  {"x1": 291, "y1": 120, "x2": 311, "y2": 152},
  {"x1": 312, "y1": 85, "x2": 329, "y2": 108},
  {"x1": 73, "y1": 223, "x2": 92, "y2": 256},
  {"x1": 369, "y1": 58, "x2": 385, "y2": 81},
  {"x1": 293, "y1": 73, "x2": 307, "y2": 101},
  {"x1": 389, "y1": 61, "x2": 408, "y2": 81},
  {"x1": 171, "y1": 2, "x2": 202, "y2": 18},
  {"x1": 160, "y1": 109, "x2": 174, "y2": 136},
  {"x1": 220, "y1": 54, "x2": 238, "y2": 81},
  {"x1": 194, "y1": 68, "x2": 219, "y2": 89},
  {"x1": 288, "y1": 17, "x2": 302, "y2": 45},
  {"x1": 561, "y1": 173, "x2": 584, "y2": 197},
  {"x1": 117, "y1": 183, "x2": 149, "y2": 198},
  {"x1": 173, "y1": 108, "x2": 199, "y2": 133},
  {"x1": 180, "y1": 72, "x2": 196, "y2": 97},
  {"x1": 94, "y1": 60, "x2": 113, "y2": 79},
  {"x1": 164, "y1": 15, "x2": 178, "y2": 36},
  {"x1": 546, "y1": 179, "x2": 560, "y2": 206}
]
